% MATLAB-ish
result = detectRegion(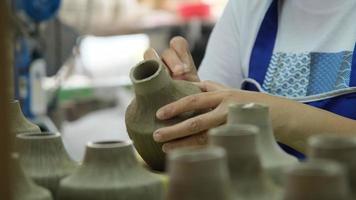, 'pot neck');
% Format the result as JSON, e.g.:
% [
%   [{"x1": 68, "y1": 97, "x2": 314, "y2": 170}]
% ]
[
  {"x1": 131, "y1": 60, "x2": 173, "y2": 96},
  {"x1": 16, "y1": 133, "x2": 71, "y2": 161},
  {"x1": 83, "y1": 142, "x2": 139, "y2": 169}
]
